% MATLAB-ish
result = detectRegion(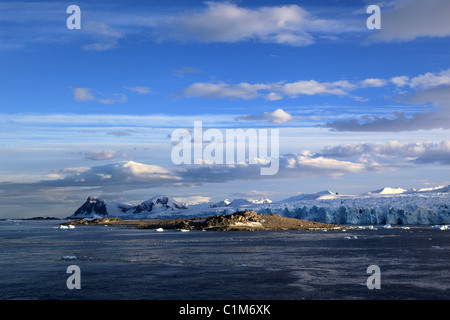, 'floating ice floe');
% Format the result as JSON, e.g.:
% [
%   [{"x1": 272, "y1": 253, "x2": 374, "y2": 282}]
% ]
[
  {"x1": 355, "y1": 225, "x2": 375, "y2": 230},
  {"x1": 382, "y1": 224, "x2": 392, "y2": 229},
  {"x1": 62, "y1": 256, "x2": 77, "y2": 260},
  {"x1": 59, "y1": 225, "x2": 75, "y2": 229},
  {"x1": 180, "y1": 229, "x2": 190, "y2": 232},
  {"x1": 431, "y1": 225, "x2": 449, "y2": 230},
  {"x1": 156, "y1": 228, "x2": 164, "y2": 232}
]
